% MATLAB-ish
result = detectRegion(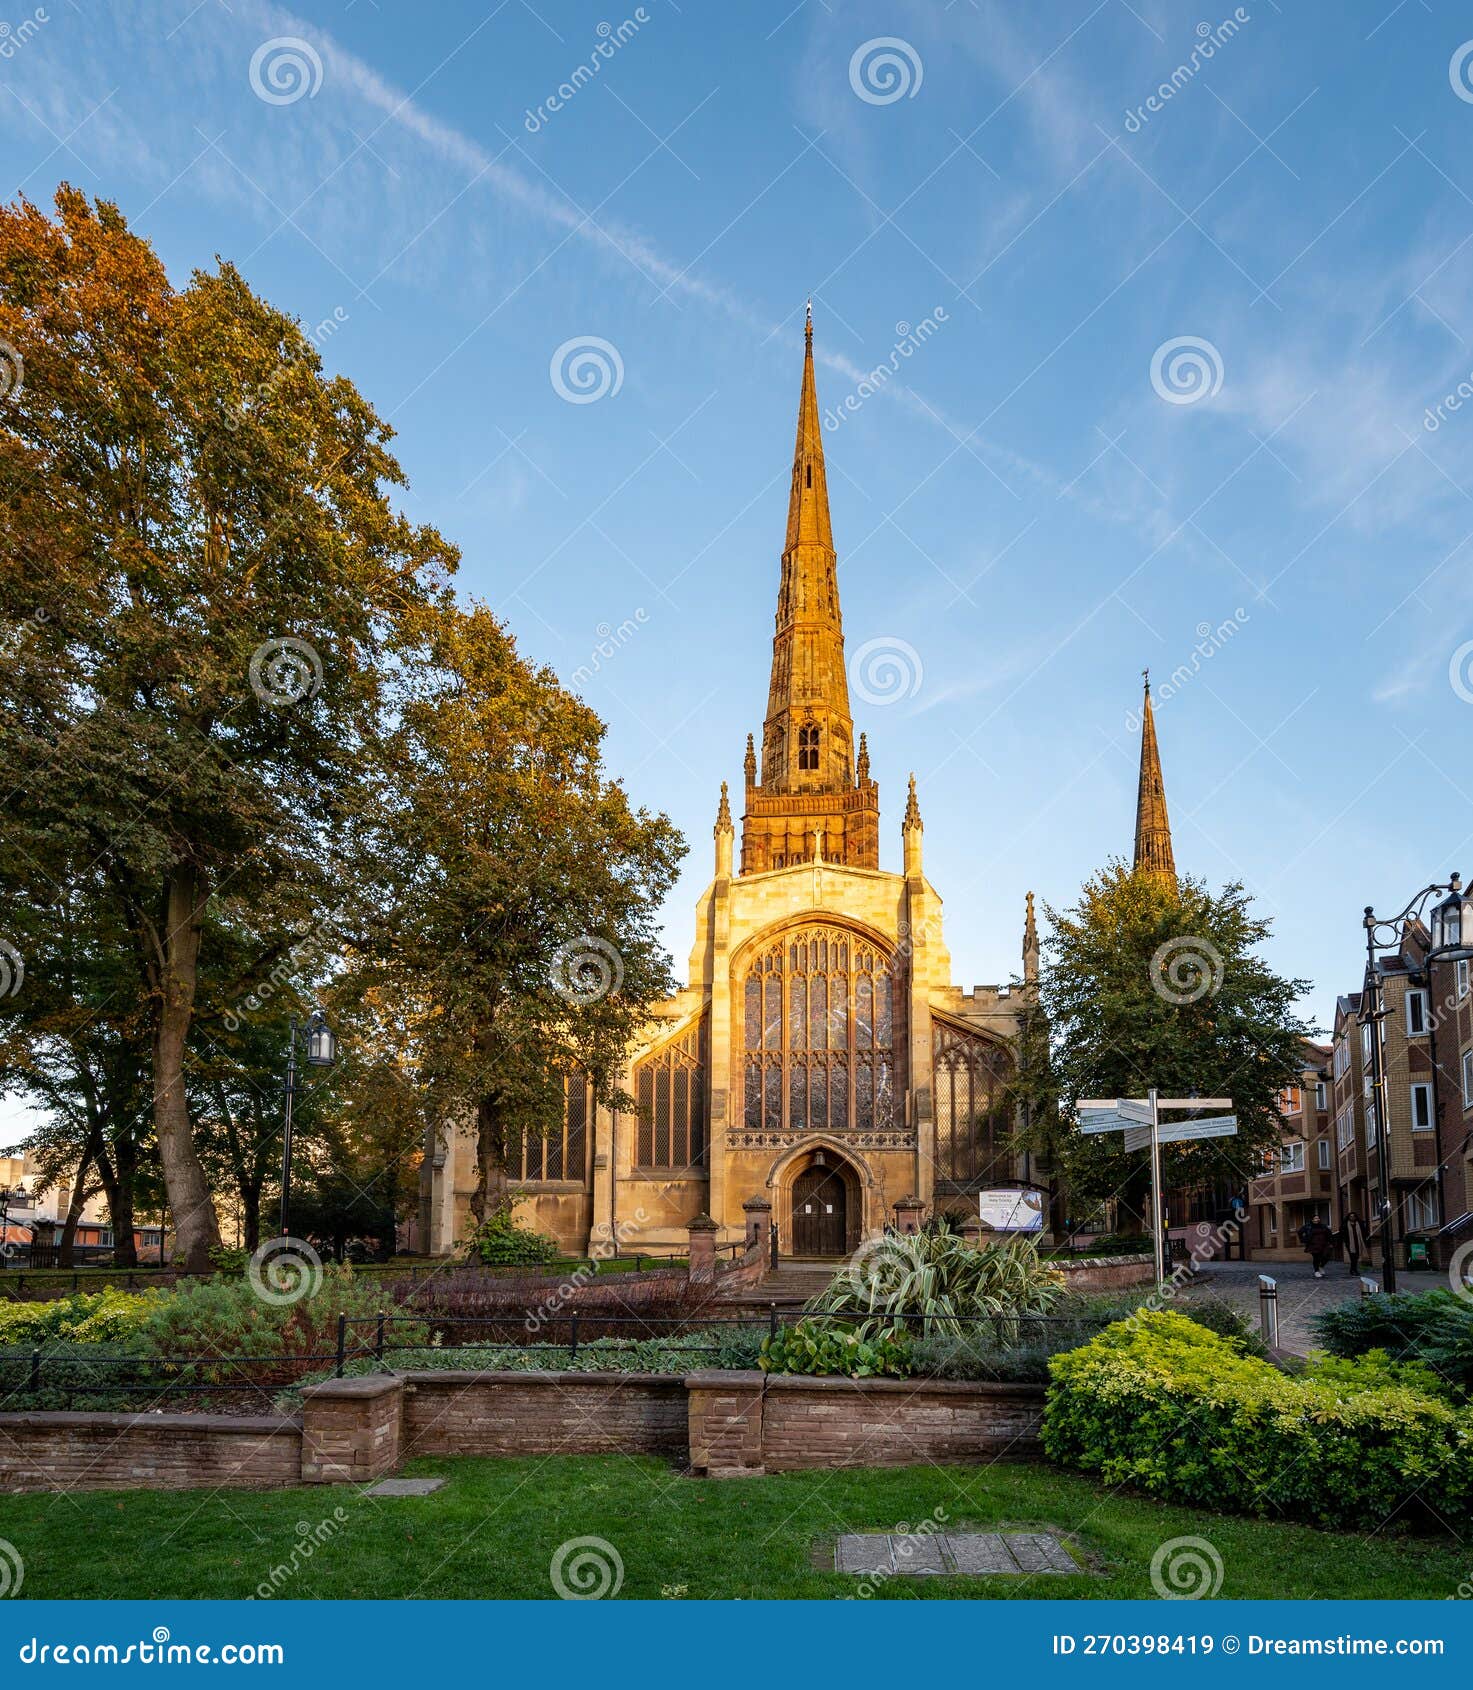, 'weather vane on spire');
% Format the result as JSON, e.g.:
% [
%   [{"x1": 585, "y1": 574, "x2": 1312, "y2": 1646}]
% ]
[{"x1": 805, "y1": 296, "x2": 813, "y2": 342}]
